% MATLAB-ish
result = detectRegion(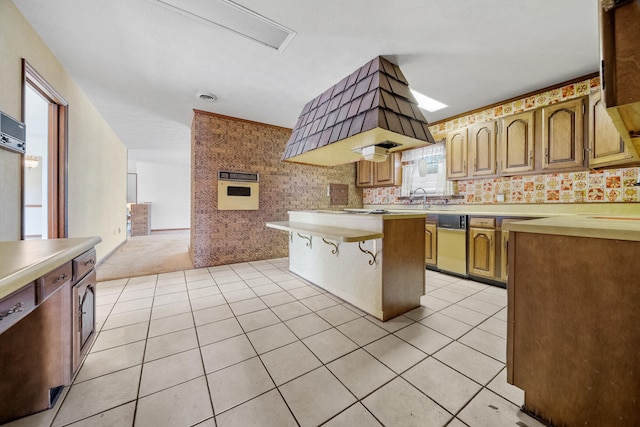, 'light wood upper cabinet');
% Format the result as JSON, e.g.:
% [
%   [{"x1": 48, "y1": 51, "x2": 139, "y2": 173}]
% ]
[
  {"x1": 588, "y1": 90, "x2": 636, "y2": 167},
  {"x1": 541, "y1": 98, "x2": 586, "y2": 171},
  {"x1": 469, "y1": 121, "x2": 497, "y2": 177},
  {"x1": 499, "y1": 111, "x2": 535, "y2": 175},
  {"x1": 446, "y1": 128, "x2": 468, "y2": 179},
  {"x1": 356, "y1": 160, "x2": 373, "y2": 187},
  {"x1": 425, "y1": 222, "x2": 437, "y2": 266},
  {"x1": 356, "y1": 153, "x2": 402, "y2": 188}
]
